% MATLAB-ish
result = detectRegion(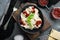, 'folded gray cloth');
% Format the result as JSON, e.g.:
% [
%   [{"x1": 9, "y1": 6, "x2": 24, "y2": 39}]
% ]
[
  {"x1": 0, "y1": 0, "x2": 10, "y2": 26},
  {"x1": 0, "y1": 0, "x2": 10, "y2": 17}
]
